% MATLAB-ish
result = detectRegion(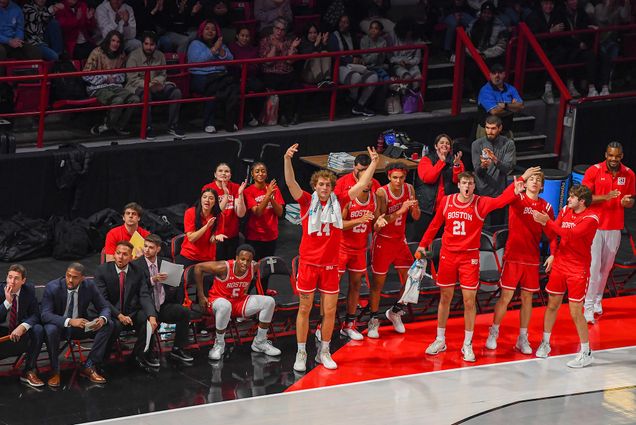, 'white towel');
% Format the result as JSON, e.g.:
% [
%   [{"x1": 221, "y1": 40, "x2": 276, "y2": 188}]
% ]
[{"x1": 306, "y1": 192, "x2": 343, "y2": 235}]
